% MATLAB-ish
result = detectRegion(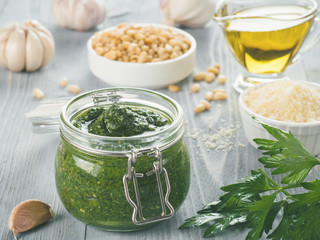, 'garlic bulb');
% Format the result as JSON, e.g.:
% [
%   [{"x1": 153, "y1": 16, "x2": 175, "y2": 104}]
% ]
[
  {"x1": 52, "y1": 0, "x2": 107, "y2": 31},
  {"x1": 160, "y1": 0, "x2": 216, "y2": 28},
  {"x1": 0, "y1": 20, "x2": 55, "y2": 72}
]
